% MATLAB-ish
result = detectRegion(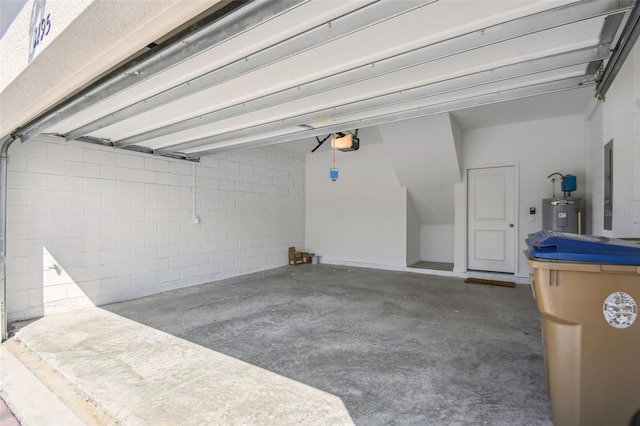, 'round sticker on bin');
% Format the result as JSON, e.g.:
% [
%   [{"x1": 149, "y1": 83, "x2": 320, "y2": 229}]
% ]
[{"x1": 603, "y1": 292, "x2": 637, "y2": 329}]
